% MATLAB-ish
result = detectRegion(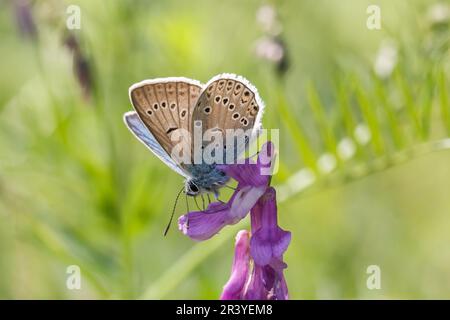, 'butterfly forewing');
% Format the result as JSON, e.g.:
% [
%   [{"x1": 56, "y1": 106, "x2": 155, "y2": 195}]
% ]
[
  {"x1": 129, "y1": 78, "x2": 203, "y2": 166},
  {"x1": 124, "y1": 111, "x2": 191, "y2": 179}
]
